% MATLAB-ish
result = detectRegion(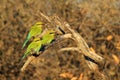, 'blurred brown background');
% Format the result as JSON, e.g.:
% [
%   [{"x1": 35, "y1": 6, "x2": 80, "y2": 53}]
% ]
[{"x1": 0, "y1": 0, "x2": 120, "y2": 80}]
